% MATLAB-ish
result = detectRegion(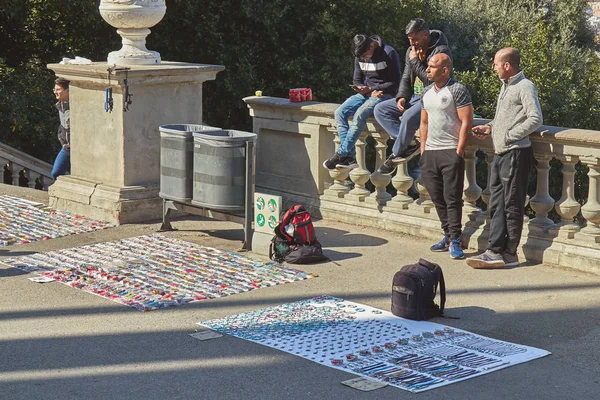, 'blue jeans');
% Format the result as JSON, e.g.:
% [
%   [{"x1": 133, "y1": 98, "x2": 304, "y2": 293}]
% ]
[
  {"x1": 335, "y1": 93, "x2": 392, "y2": 158},
  {"x1": 51, "y1": 148, "x2": 70, "y2": 180},
  {"x1": 373, "y1": 94, "x2": 422, "y2": 156}
]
